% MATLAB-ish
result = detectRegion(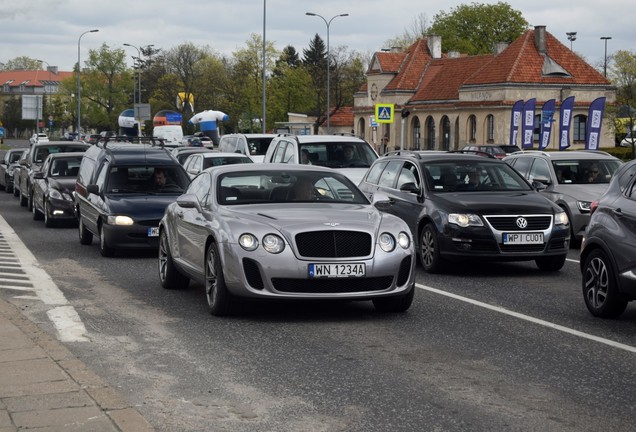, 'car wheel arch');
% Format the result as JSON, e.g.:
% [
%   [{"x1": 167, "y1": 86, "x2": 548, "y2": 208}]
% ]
[{"x1": 580, "y1": 238, "x2": 619, "y2": 277}]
